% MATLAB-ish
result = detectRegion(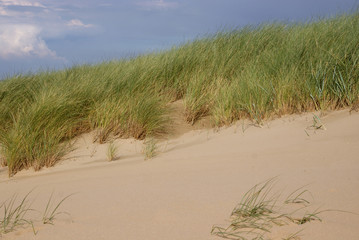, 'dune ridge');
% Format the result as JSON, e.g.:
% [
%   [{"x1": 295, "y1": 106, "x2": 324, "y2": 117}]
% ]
[
  {"x1": 0, "y1": 109, "x2": 358, "y2": 239},
  {"x1": 1, "y1": 12, "x2": 359, "y2": 175}
]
